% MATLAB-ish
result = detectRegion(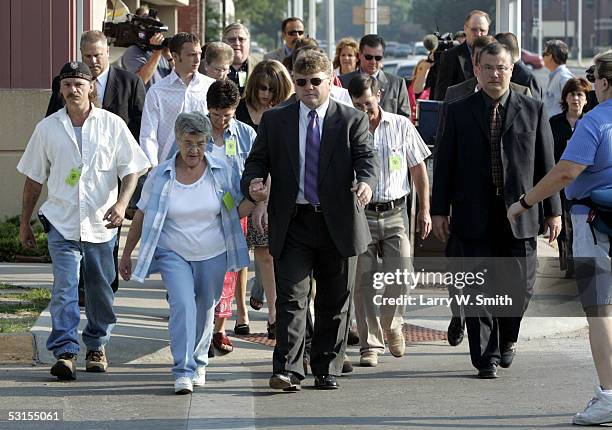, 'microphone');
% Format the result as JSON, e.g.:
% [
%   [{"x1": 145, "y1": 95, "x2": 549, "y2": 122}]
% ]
[{"x1": 423, "y1": 34, "x2": 439, "y2": 52}]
